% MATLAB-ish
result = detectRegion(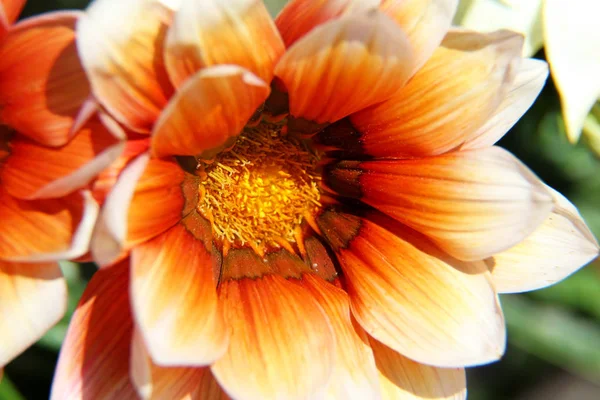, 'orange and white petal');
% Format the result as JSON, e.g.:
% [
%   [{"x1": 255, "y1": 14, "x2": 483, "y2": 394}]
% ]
[
  {"x1": 318, "y1": 208, "x2": 506, "y2": 367},
  {"x1": 194, "y1": 368, "x2": 230, "y2": 400},
  {"x1": 164, "y1": 0, "x2": 283, "y2": 87},
  {"x1": 212, "y1": 273, "x2": 335, "y2": 399},
  {"x1": 91, "y1": 154, "x2": 196, "y2": 266},
  {"x1": 130, "y1": 329, "x2": 205, "y2": 400},
  {"x1": 380, "y1": 0, "x2": 459, "y2": 71},
  {"x1": 350, "y1": 30, "x2": 523, "y2": 158},
  {"x1": 301, "y1": 274, "x2": 382, "y2": 400},
  {"x1": 131, "y1": 213, "x2": 228, "y2": 366},
  {"x1": 0, "y1": 189, "x2": 98, "y2": 261},
  {"x1": 151, "y1": 65, "x2": 269, "y2": 158},
  {"x1": 275, "y1": 0, "x2": 379, "y2": 48},
  {"x1": 462, "y1": 58, "x2": 549, "y2": 150},
  {"x1": 50, "y1": 261, "x2": 137, "y2": 400},
  {"x1": 77, "y1": 0, "x2": 175, "y2": 132},
  {"x1": 0, "y1": 12, "x2": 91, "y2": 147},
  {"x1": 2, "y1": 115, "x2": 124, "y2": 200},
  {"x1": 275, "y1": 10, "x2": 416, "y2": 126},
  {"x1": 325, "y1": 146, "x2": 554, "y2": 261},
  {"x1": 0, "y1": 261, "x2": 66, "y2": 367},
  {"x1": 370, "y1": 338, "x2": 466, "y2": 400},
  {"x1": 489, "y1": 189, "x2": 600, "y2": 293}
]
